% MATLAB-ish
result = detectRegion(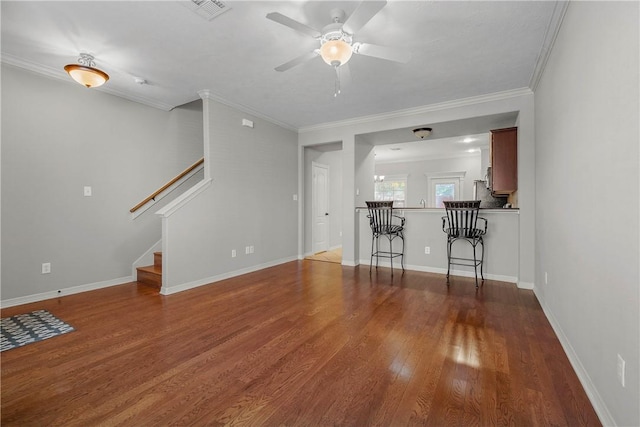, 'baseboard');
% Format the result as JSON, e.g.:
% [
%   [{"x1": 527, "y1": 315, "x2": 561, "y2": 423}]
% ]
[
  {"x1": 533, "y1": 288, "x2": 613, "y2": 426},
  {"x1": 160, "y1": 256, "x2": 298, "y2": 296},
  {"x1": 357, "y1": 259, "x2": 517, "y2": 283},
  {"x1": 517, "y1": 280, "x2": 534, "y2": 290},
  {"x1": 0, "y1": 276, "x2": 133, "y2": 309}
]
